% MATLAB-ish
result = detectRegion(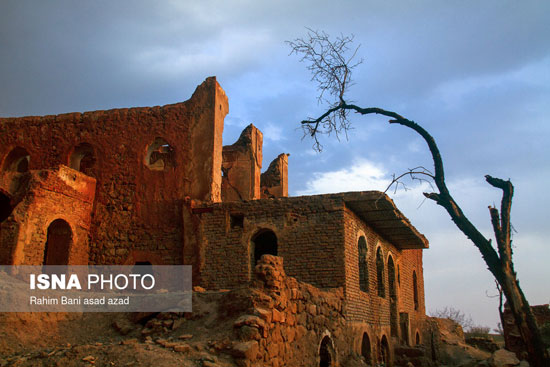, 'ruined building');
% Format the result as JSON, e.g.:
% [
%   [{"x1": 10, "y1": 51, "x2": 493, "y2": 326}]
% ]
[{"x1": 0, "y1": 77, "x2": 430, "y2": 366}]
